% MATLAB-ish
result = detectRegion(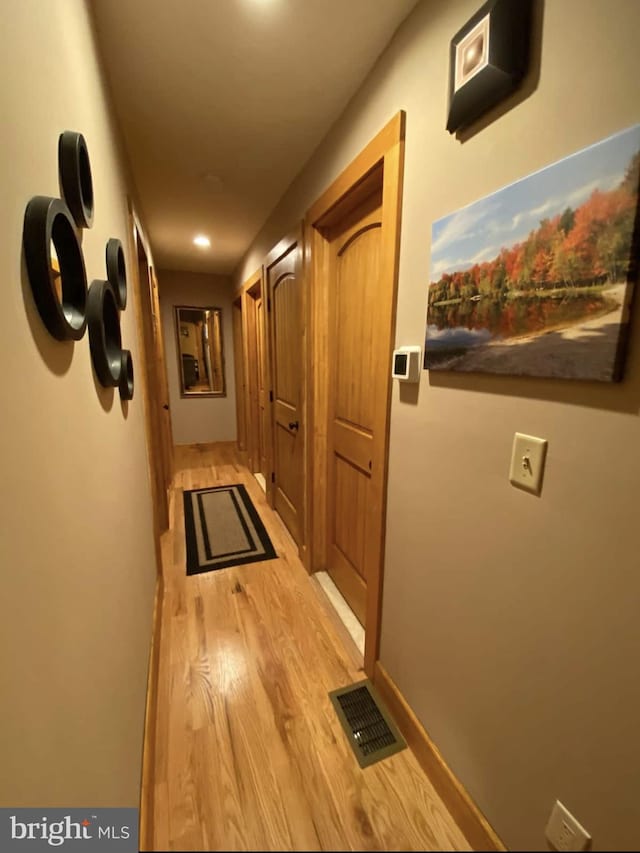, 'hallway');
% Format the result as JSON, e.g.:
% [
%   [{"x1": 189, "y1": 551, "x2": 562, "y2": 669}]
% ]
[
  {"x1": 6, "y1": 2, "x2": 640, "y2": 850},
  {"x1": 150, "y1": 443, "x2": 470, "y2": 851}
]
